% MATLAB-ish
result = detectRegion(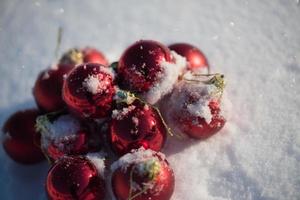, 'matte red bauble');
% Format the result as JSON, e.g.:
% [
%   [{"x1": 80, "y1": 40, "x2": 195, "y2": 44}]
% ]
[
  {"x1": 169, "y1": 43, "x2": 209, "y2": 72},
  {"x1": 46, "y1": 156, "x2": 105, "y2": 200},
  {"x1": 111, "y1": 148, "x2": 175, "y2": 200},
  {"x1": 33, "y1": 64, "x2": 74, "y2": 113},
  {"x1": 2, "y1": 109, "x2": 45, "y2": 164},
  {"x1": 110, "y1": 97, "x2": 167, "y2": 156},
  {"x1": 117, "y1": 40, "x2": 172, "y2": 93},
  {"x1": 62, "y1": 63, "x2": 115, "y2": 119}
]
